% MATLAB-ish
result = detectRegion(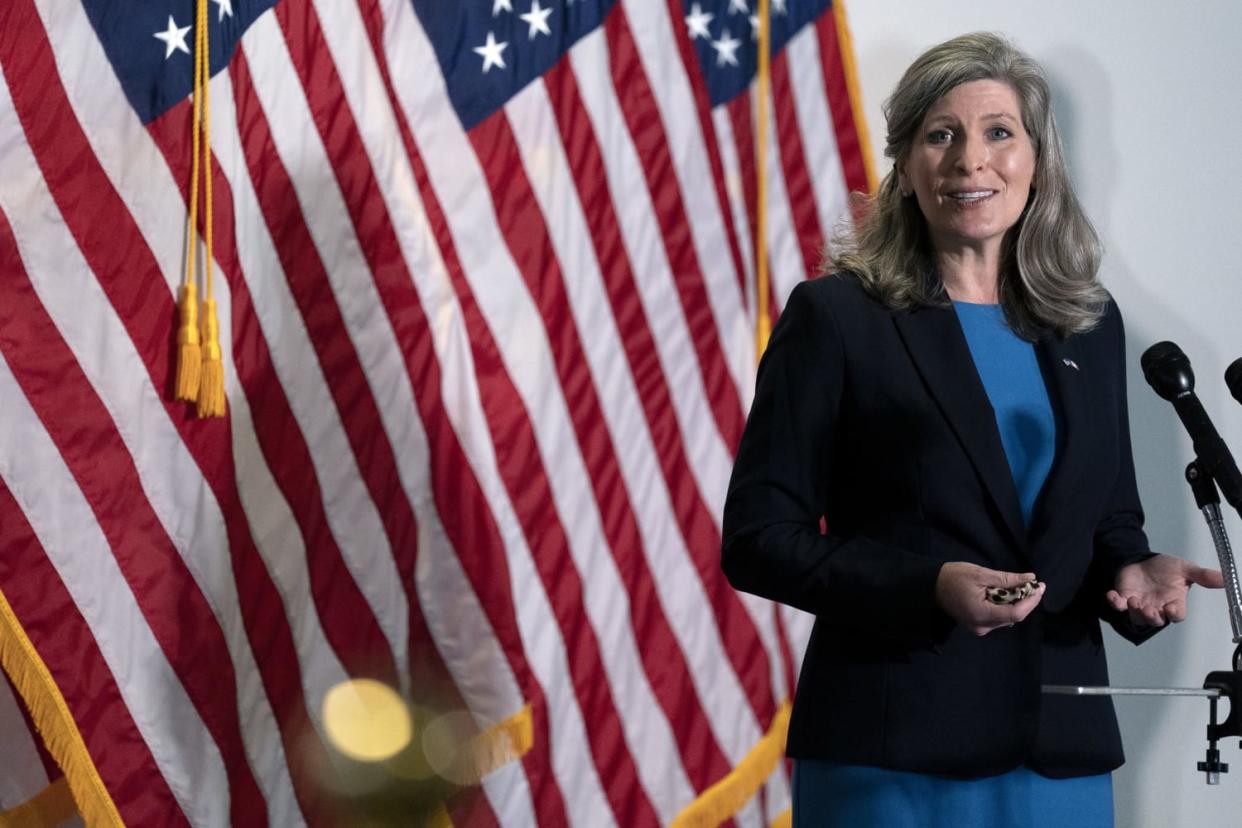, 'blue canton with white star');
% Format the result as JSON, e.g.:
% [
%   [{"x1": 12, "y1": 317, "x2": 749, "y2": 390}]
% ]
[
  {"x1": 80, "y1": 0, "x2": 276, "y2": 124},
  {"x1": 412, "y1": 0, "x2": 618, "y2": 131},
  {"x1": 683, "y1": 0, "x2": 831, "y2": 106},
  {"x1": 414, "y1": 0, "x2": 829, "y2": 130}
]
